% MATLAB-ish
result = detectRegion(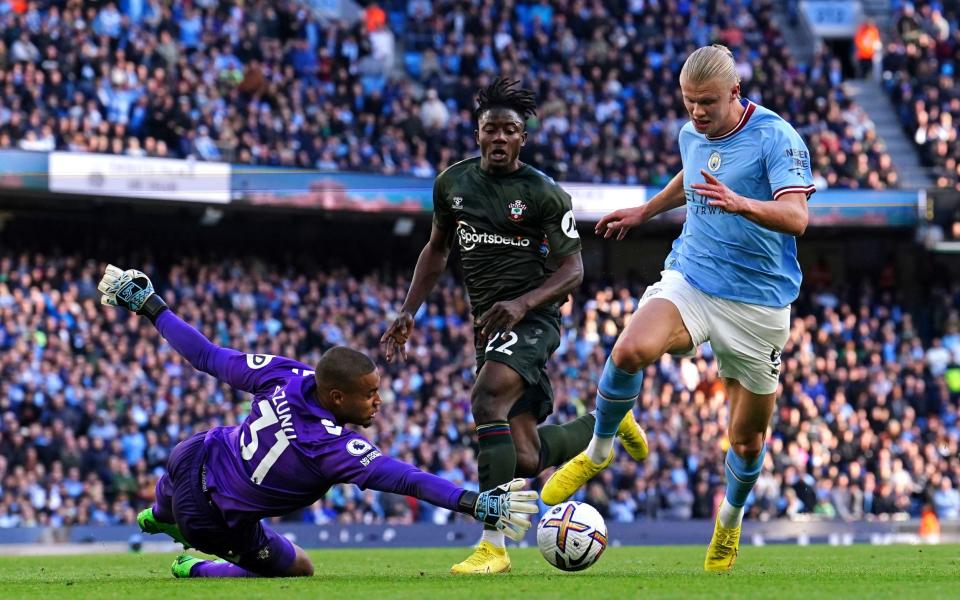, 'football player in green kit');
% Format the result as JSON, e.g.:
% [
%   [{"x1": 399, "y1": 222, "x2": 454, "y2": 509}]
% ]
[{"x1": 381, "y1": 78, "x2": 648, "y2": 573}]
